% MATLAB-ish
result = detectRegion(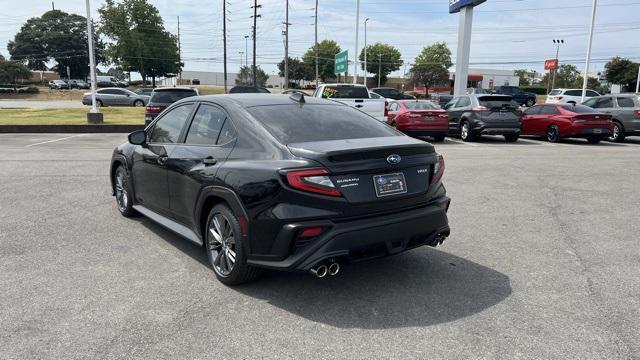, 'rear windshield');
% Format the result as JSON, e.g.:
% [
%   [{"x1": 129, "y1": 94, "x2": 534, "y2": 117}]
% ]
[
  {"x1": 246, "y1": 104, "x2": 399, "y2": 144},
  {"x1": 549, "y1": 90, "x2": 561, "y2": 95},
  {"x1": 404, "y1": 101, "x2": 439, "y2": 110},
  {"x1": 150, "y1": 90, "x2": 198, "y2": 103},
  {"x1": 478, "y1": 96, "x2": 516, "y2": 109},
  {"x1": 560, "y1": 104, "x2": 596, "y2": 113},
  {"x1": 321, "y1": 86, "x2": 370, "y2": 99}
]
